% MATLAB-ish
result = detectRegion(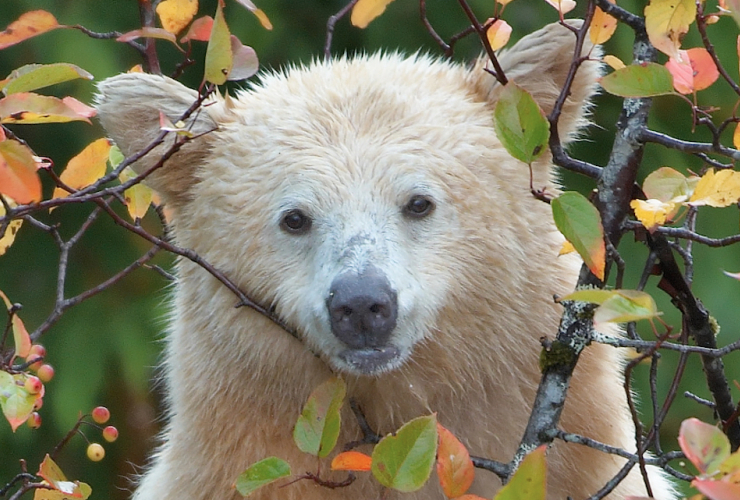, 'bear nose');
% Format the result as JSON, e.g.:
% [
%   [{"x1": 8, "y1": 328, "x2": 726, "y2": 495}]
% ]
[{"x1": 327, "y1": 268, "x2": 398, "y2": 349}]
